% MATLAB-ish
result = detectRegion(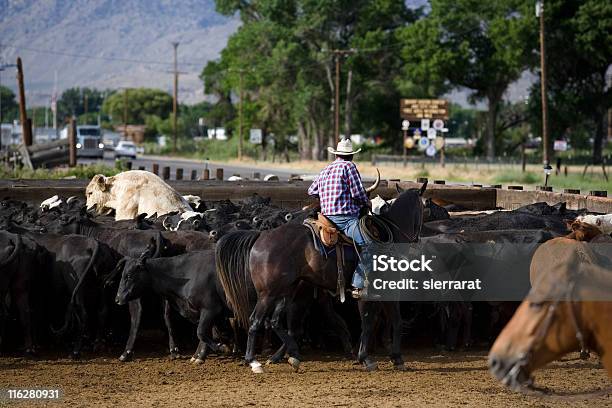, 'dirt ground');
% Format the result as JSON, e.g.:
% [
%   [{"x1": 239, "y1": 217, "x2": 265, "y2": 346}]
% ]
[{"x1": 0, "y1": 349, "x2": 609, "y2": 407}]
